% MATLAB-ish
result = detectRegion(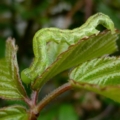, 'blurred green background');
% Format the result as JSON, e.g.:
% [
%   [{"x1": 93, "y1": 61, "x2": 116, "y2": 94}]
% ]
[{"x1": 1, "y1": 0, "x2": 120, "y2": 120}]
